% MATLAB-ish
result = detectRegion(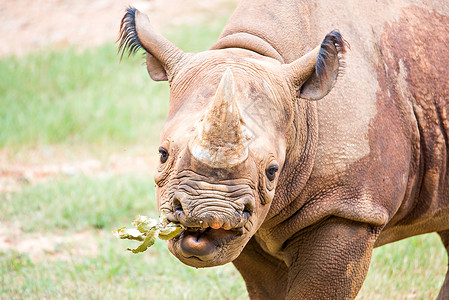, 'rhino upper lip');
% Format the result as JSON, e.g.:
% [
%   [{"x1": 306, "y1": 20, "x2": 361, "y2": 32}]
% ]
[
  {"x1": 183, "y1": 226, "x2": 244, "y2": 236},
  {"x1": 166, "y1": 211, "x2": 246, "y2": 236}
]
